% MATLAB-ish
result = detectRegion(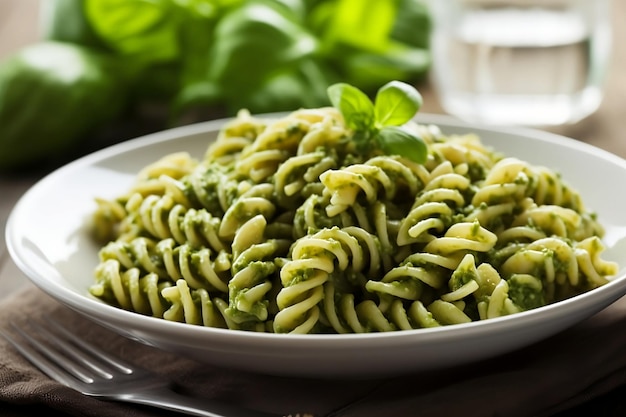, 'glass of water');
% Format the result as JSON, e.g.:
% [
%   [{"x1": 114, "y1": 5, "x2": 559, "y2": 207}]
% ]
[{"x1": 427, "y1": 0, "x2": 612, "y2": 126}]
